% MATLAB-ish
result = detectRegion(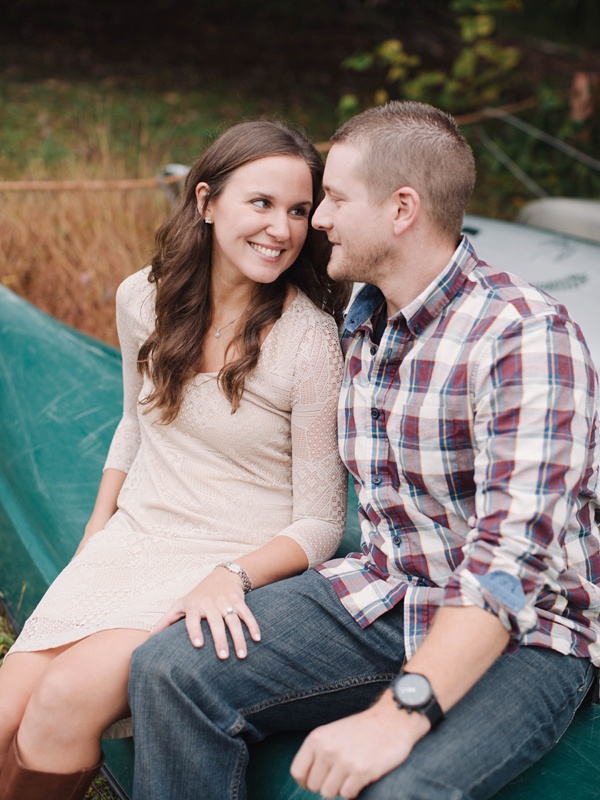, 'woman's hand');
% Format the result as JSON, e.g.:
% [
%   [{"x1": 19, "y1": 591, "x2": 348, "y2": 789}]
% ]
[{"x1": 150, "y1": 568, "x2": 261, "y2": 659}]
